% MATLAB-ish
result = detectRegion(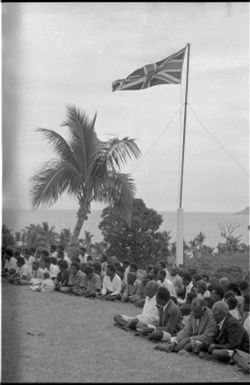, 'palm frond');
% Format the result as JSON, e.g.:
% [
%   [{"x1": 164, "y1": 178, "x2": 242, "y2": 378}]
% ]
[
  {"x1": 92, "y1": 172, "x2": 136, "y2": 224},
  {"x1": 36, "y1": 128, "x2": 78, "y2": 169},
  {"x1": 30, "y1": 159, "x2": 81, "y2": 208},
  {"x1": 61, "y1": 106, "x2": 100, "y2": 177}
]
